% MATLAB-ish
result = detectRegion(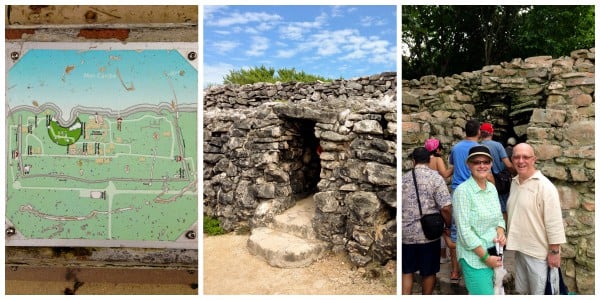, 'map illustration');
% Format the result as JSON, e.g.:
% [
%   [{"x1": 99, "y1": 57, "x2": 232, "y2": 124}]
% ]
[{"x1": 6, "y1": 42, "x2": 198, "y2": 248}]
